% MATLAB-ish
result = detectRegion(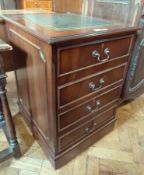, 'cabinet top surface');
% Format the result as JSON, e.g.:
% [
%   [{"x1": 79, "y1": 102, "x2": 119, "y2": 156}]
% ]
[
  {"x1": 1, "y1": 10, "x2": 139, "y2": 43},
  {"x1": 15, "y1": 13, "x2": 113, "y2": 31}
]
